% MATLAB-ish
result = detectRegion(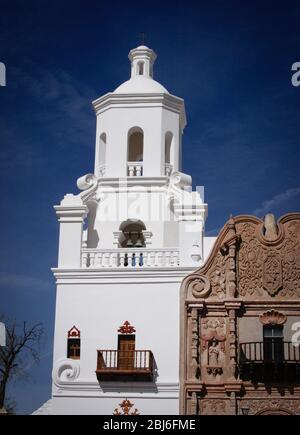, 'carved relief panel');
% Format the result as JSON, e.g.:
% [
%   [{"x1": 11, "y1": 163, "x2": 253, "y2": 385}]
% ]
[
  {"x1": 200, "y1": 399, "x2": 230, "y2": 415},
  {"x1": 236, "y1": 216, "x2": 300, "y2": 299}
]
